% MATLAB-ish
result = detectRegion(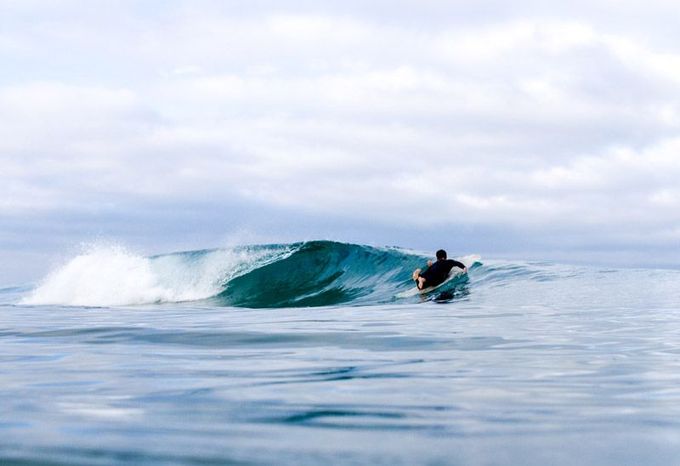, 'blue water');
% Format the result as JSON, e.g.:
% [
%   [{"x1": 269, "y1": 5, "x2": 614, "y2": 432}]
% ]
[{"x1": 2, "y1": 241, "x2": 680, "y2": 465}]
